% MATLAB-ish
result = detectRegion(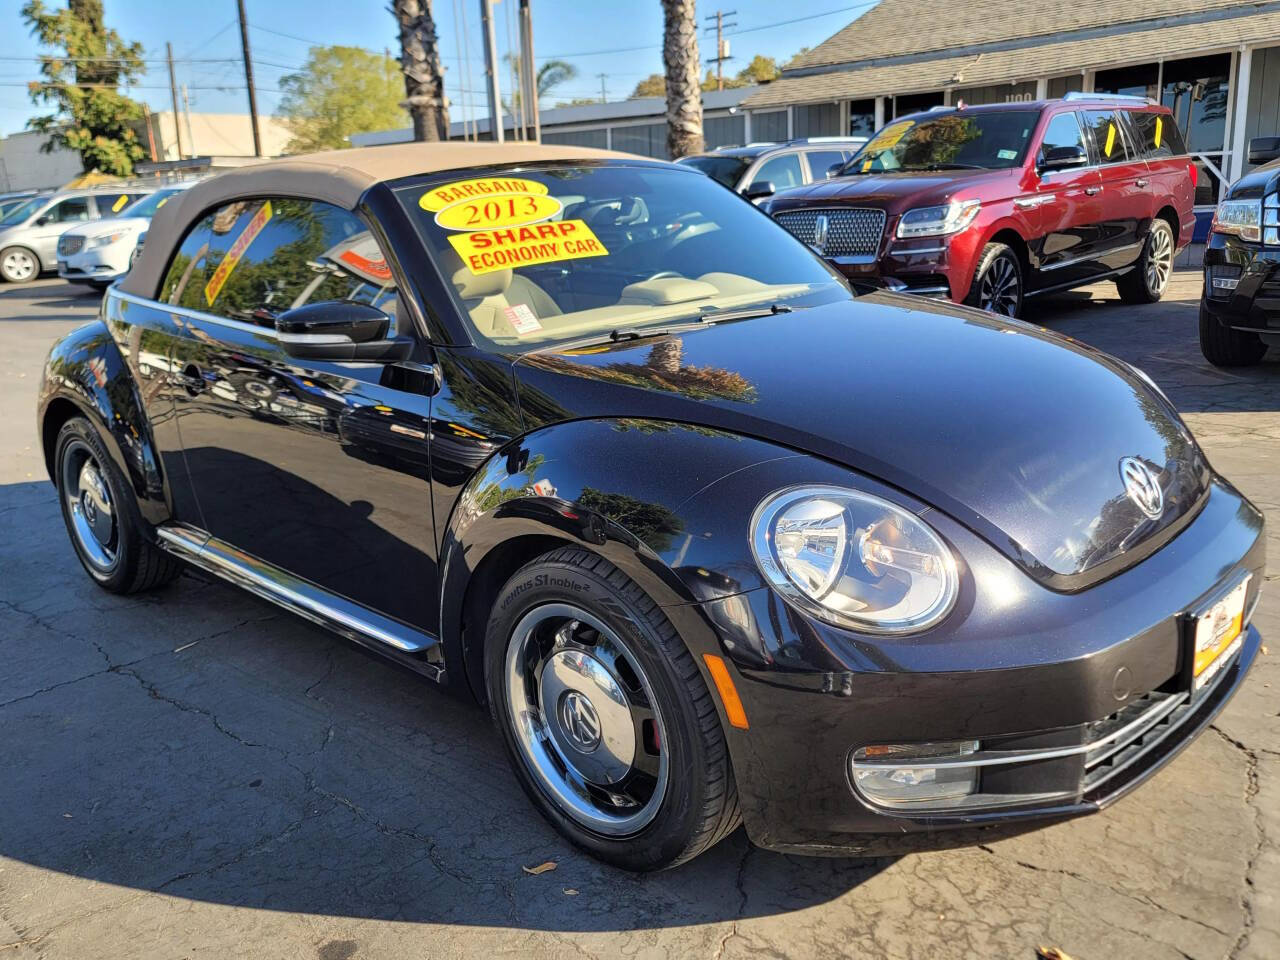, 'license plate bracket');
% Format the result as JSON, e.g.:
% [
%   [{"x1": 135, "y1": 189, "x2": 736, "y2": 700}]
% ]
[{"x1": 1180, "y1": 573, "x2": 1250, "y2": 699}]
